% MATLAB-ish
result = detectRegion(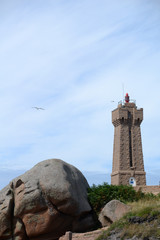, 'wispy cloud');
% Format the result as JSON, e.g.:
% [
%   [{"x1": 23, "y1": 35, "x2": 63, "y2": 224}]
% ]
[{"x1": 0, "y1": 0, "x2": 160, "y2": 188}]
